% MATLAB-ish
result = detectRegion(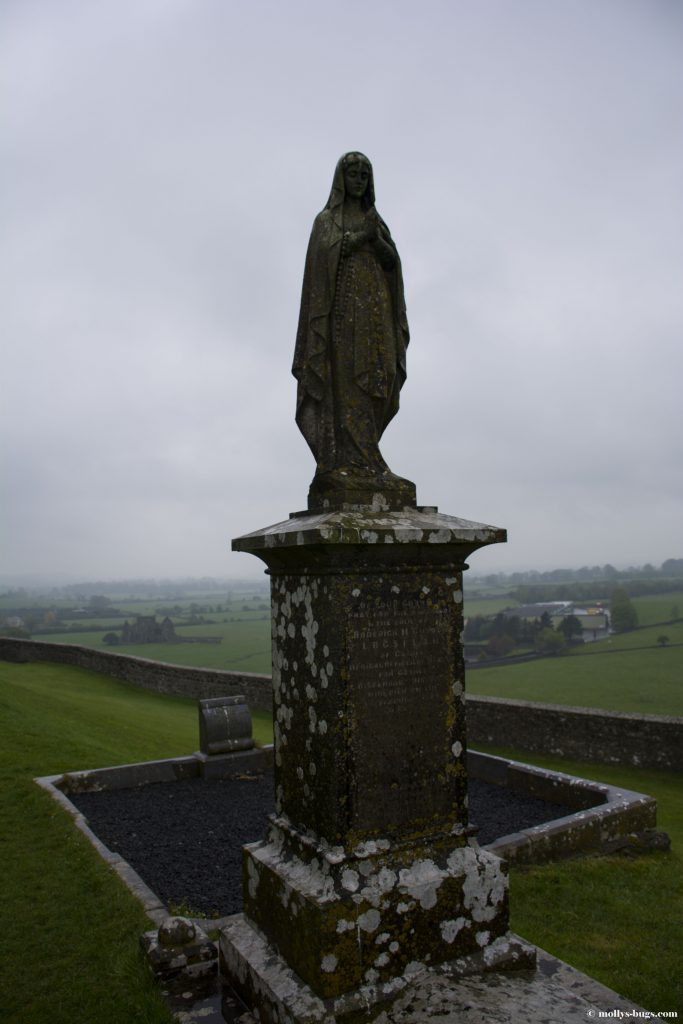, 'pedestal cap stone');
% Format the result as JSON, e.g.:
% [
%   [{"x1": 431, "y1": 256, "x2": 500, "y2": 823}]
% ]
[{"x1": 232, "y1": 506, "x2": 506, "y2": 573}]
